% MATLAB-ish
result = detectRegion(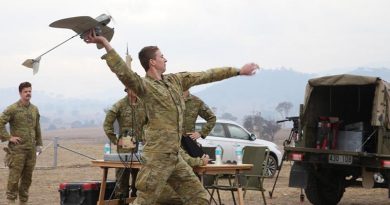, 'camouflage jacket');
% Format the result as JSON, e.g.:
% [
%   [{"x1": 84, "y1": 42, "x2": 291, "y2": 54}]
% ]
[
  {"x1": 102, "y1": 49, "x2": 239, "y2": 153},
  {"x1": 103, "y1": 96, "x2": 147, "y2": 145},
  {"x1": 0, "y1": 101, "x2": 42, "y2": 150},
  {"x1": 179, "y1": 147, "x2": 204, "y2": 167},
  {"x1": 183, "y1": 94, "x2": 216, "y2": 138}
]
